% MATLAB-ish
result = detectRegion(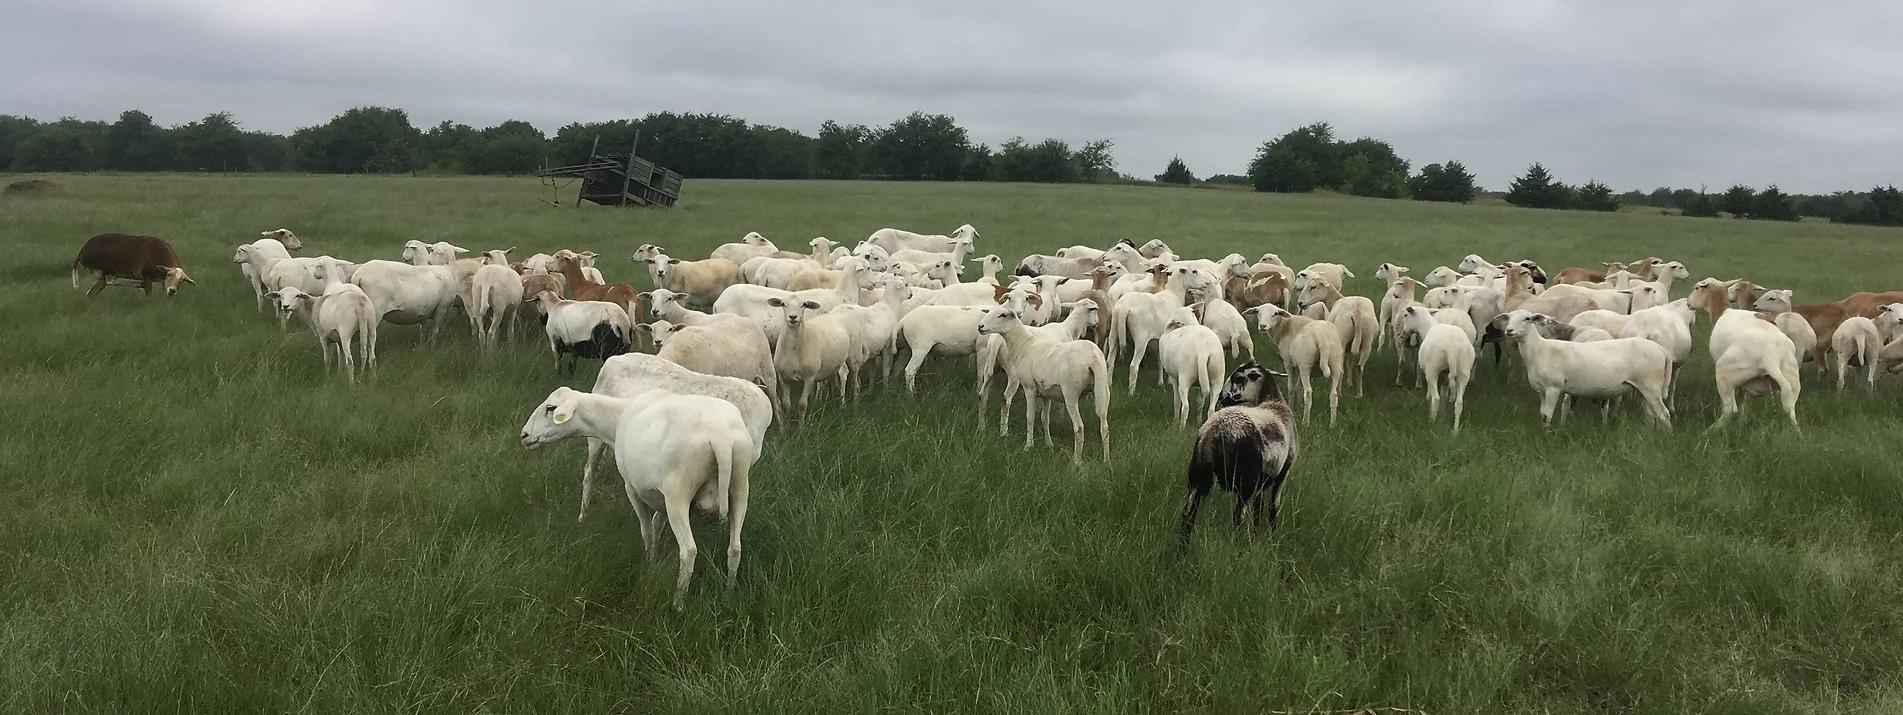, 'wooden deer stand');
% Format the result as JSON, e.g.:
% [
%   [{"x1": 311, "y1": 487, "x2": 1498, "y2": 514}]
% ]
[{"x1": 536, "y1": 133, "x2": 684, "y2": 207}]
